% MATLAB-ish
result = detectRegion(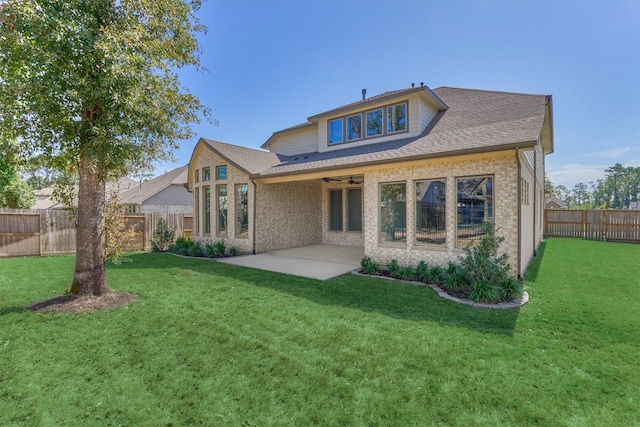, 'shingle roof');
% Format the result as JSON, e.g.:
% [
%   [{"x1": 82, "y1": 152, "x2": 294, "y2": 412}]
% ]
[
  {"x1": 200, "y1": 138, "x2": 285, "y2": 175},
  {"x1": 198, "y1": 86, "x2": 550, "y2": 179},
  {"x1": 257, "y1": 87, "x2": 549, "y2": 177},
  {"x1": 119, "y1": 166, "x2": 188, "y2": 204}
]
